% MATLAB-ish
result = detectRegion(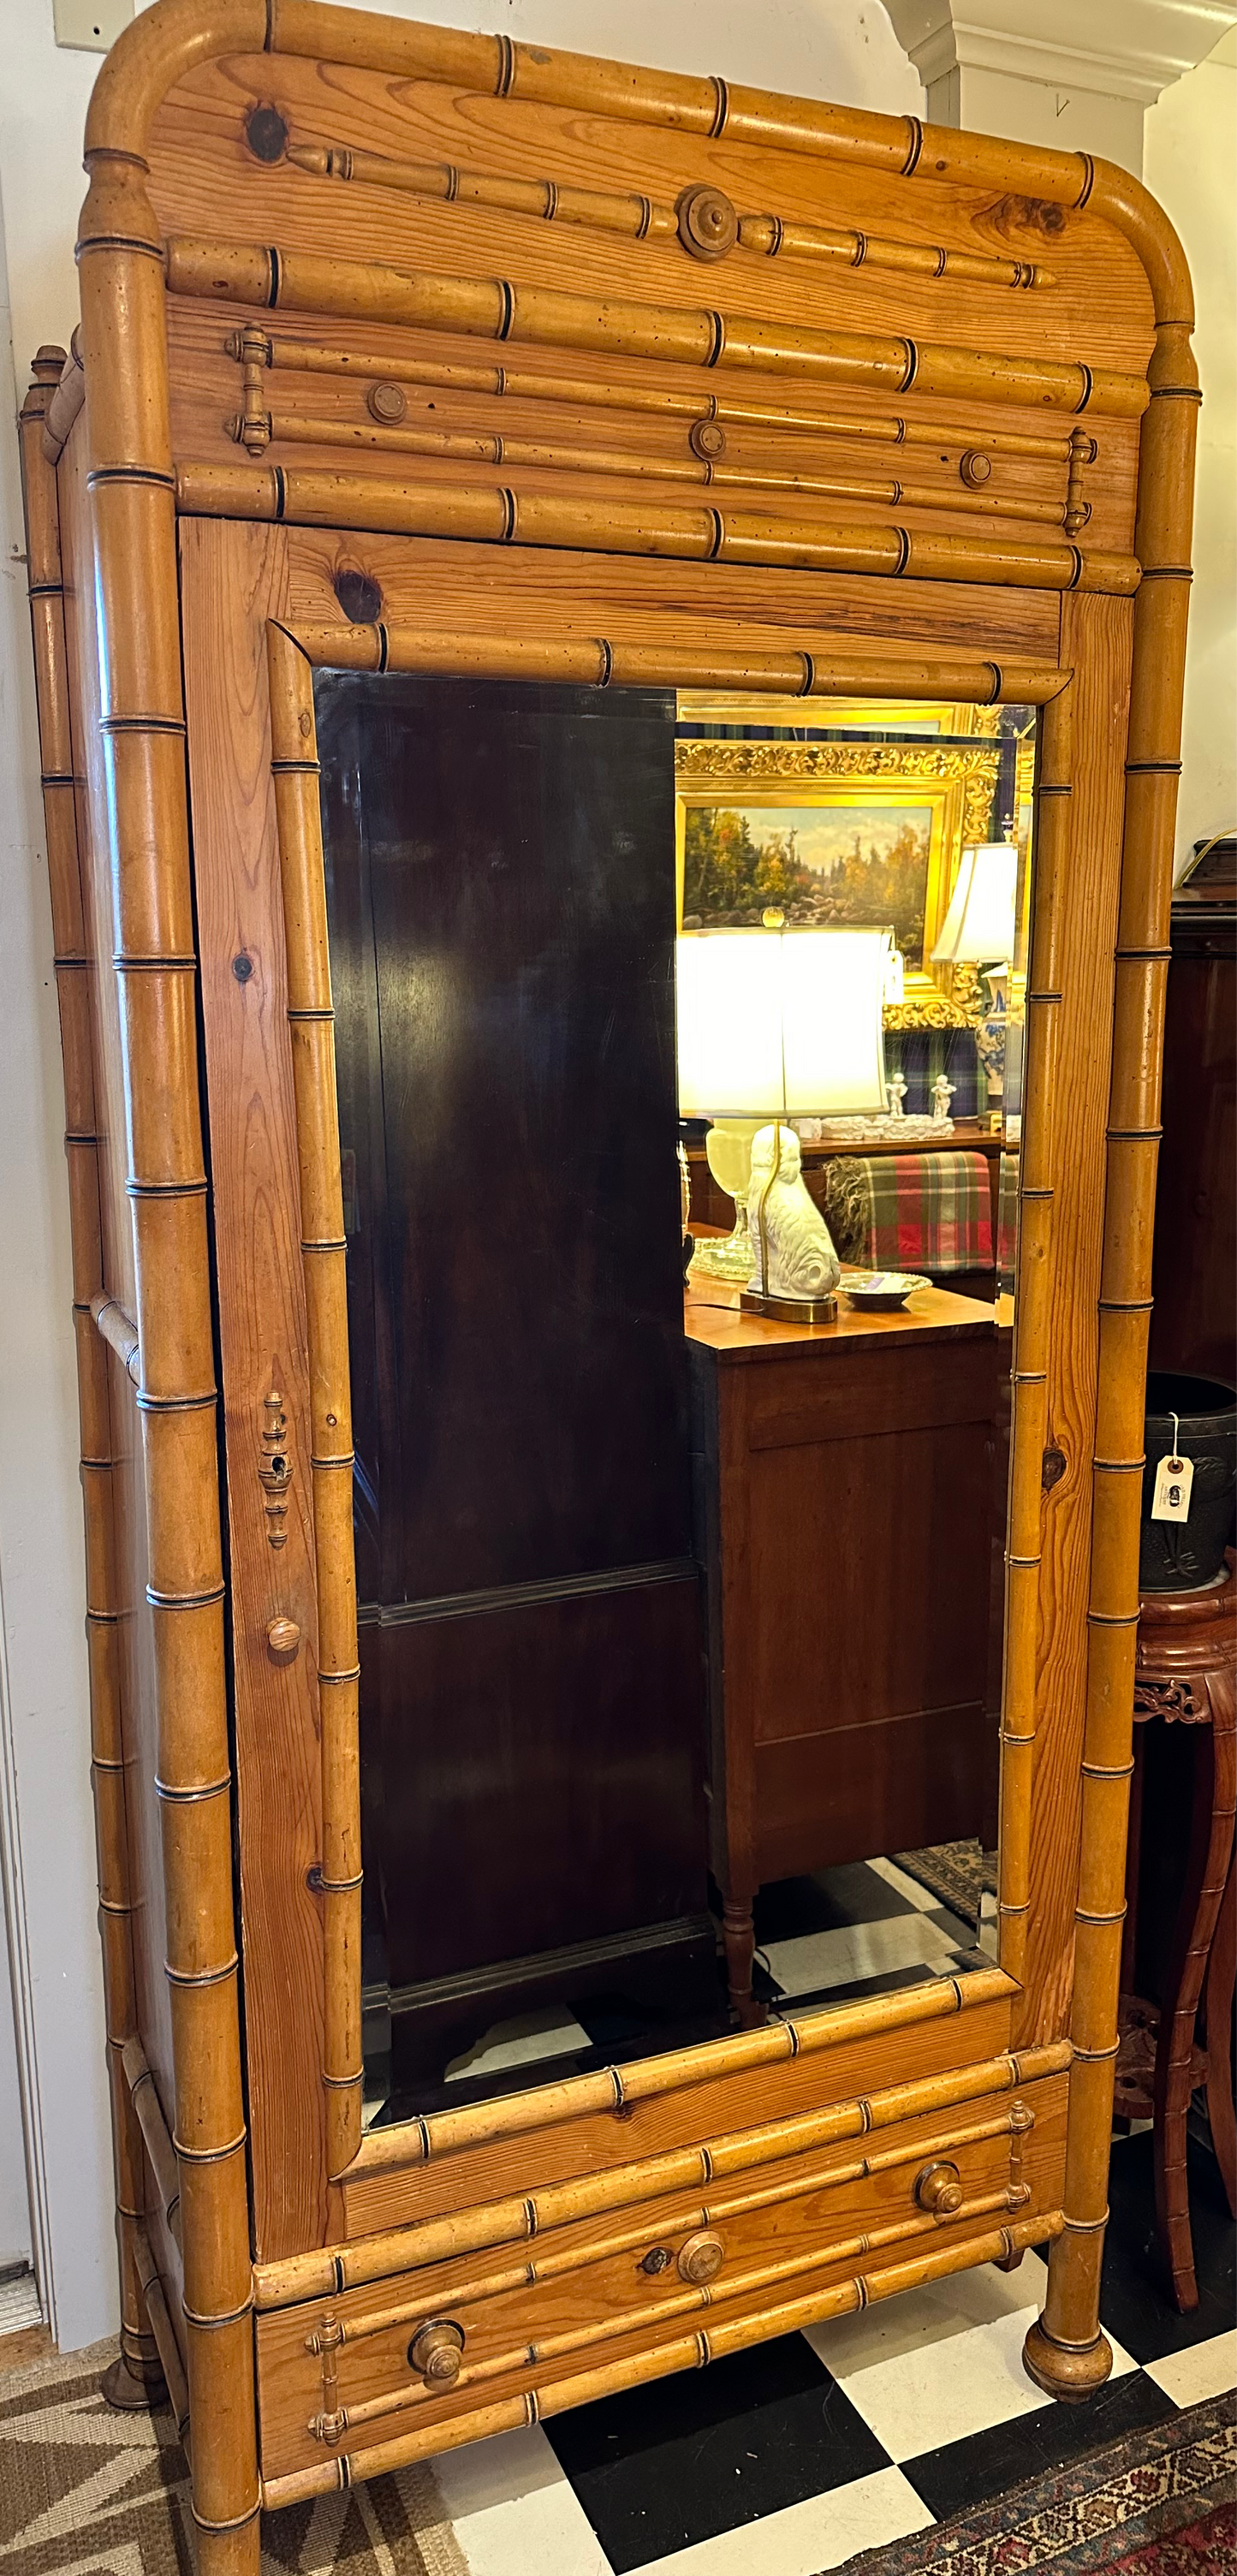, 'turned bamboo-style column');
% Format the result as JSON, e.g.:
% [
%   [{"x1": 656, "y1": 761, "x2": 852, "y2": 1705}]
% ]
[
  {"x1": 165, "y1": 230, "x2": 1146, "y2": 421},
  {"x1": 275, "y1": 627, "x2": 1065, "y2": 706},
  {"x1": 285, "y1": 134, "x2": 1055, "y2": 289},
  {"x1": 999, "y1": 680, "x2": 1073, "y2": 1993},
  {"x1": 266, "y1": 624, "x2": 364, "y2": 2183},
  {"x1": 18, "y1": 350, "x2": 164, "y2": 2410},
  {"x1": 1025, "y1": 222, "x2": 1200, "y2": 2404},
  {"x1": 74, "y1": 120, "x2": 259, "y2": 2573},
  {"x1": 173, "y1": 459, "x2": 1138, "y2": 598},
  {"x1": 248, "y1": 333, "x2": 1076, "y2": 464}
]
